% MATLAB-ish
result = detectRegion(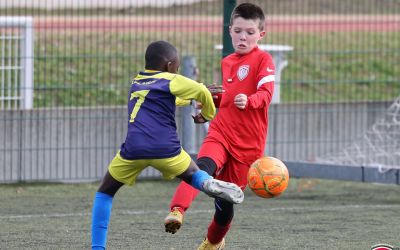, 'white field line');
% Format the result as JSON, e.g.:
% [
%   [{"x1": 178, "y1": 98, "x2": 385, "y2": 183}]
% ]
[{"x1": 1, "y1": 204, "x2": 399, "y2": 220}]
